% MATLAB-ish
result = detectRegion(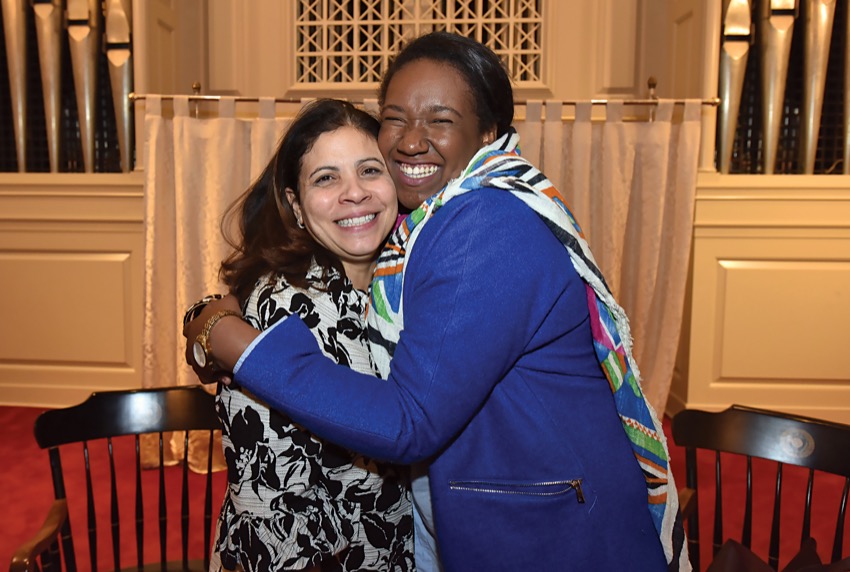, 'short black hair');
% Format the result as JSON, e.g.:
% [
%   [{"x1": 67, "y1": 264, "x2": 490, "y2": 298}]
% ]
[{"x1": 379, "y1": 31, "x2": 514, "y2": 137}]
